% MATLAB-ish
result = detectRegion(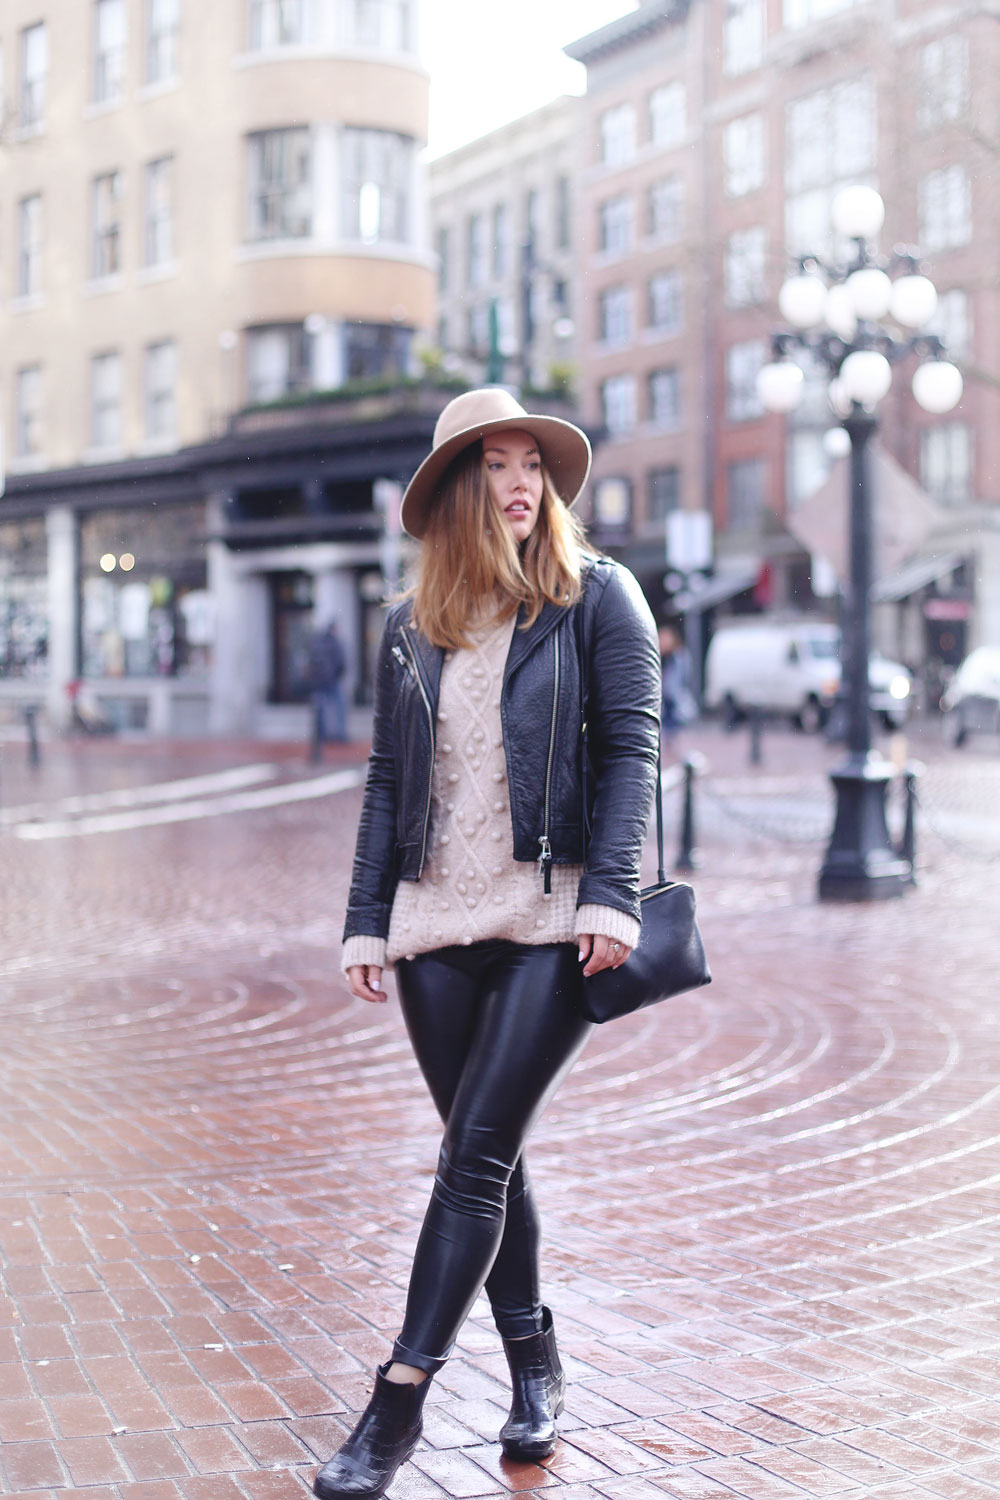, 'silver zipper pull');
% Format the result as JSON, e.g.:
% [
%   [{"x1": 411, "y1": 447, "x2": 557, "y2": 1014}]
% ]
[{"x1": 537, "y1": 835, "x2": 552, "y2": 893}]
